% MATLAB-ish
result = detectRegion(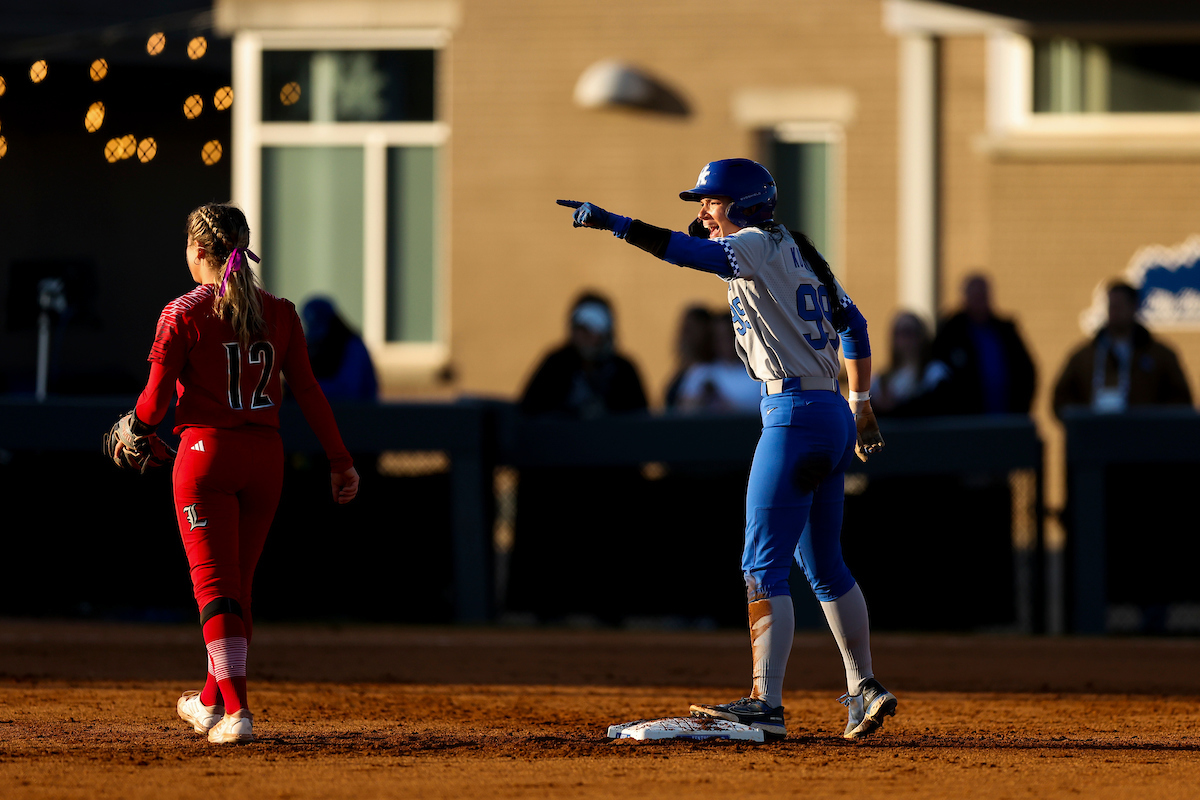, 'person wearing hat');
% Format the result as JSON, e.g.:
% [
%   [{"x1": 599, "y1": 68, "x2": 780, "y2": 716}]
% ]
[
  {"x1": 508, "y1": 293, "x2": 649, "y2": 623},
  {"x1": 519, "y1": 292, "x2": 647, "y2": 419}
]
